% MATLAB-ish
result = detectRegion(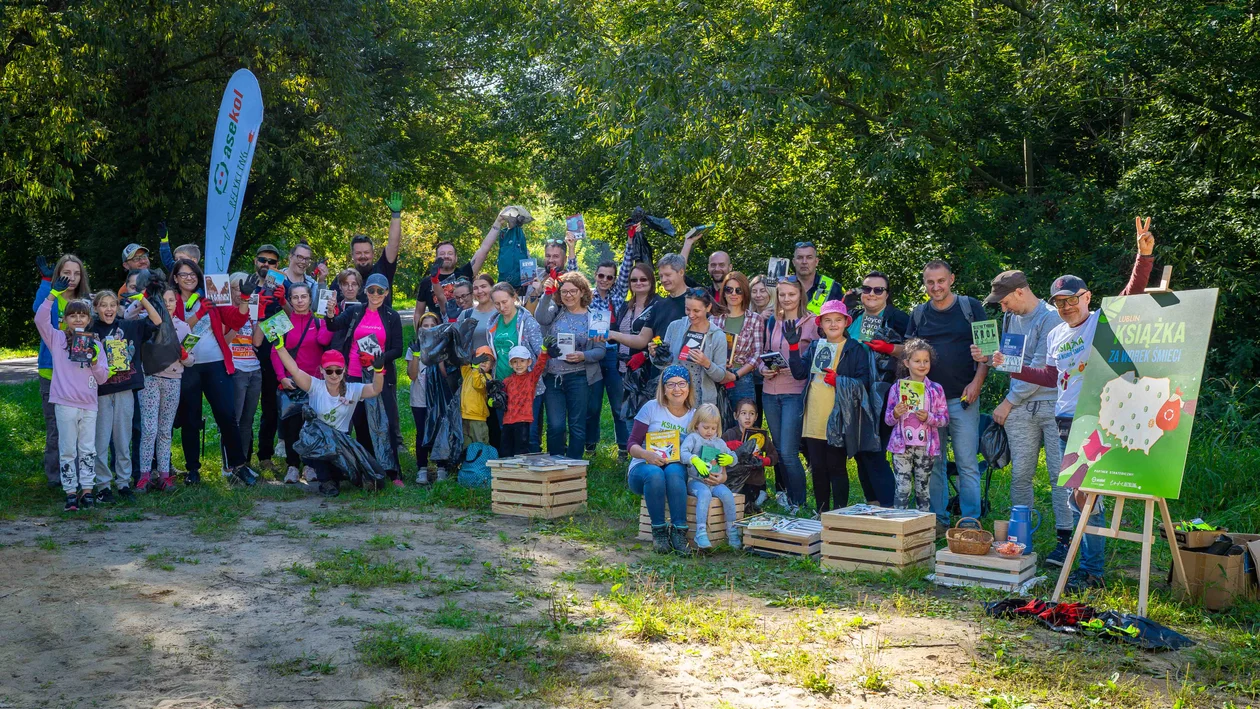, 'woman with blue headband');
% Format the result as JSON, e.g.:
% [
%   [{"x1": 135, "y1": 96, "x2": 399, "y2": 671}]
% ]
[{"x1": 626, "y1": 364, "x2": 696, "y2": 555}]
